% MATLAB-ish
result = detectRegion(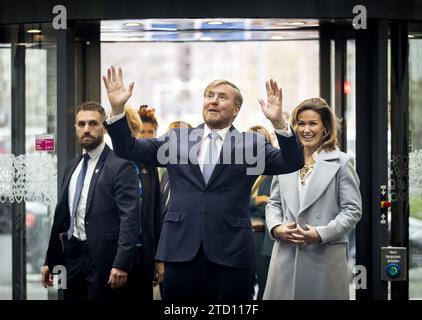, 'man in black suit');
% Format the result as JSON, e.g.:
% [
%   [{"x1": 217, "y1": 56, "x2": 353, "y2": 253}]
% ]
[
  {"x1": 41, "y1": 101, "x2": 140, "y2": 300},
  {"x1": 103, "y1": 66, "x2": 304, "y2": 300}
]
